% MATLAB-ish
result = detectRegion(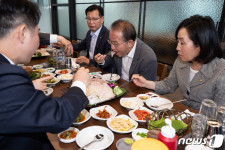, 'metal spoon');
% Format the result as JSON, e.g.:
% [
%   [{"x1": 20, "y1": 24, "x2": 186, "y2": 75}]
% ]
[
  {"x1": 79, "y1": 134, "x2": 104, "y2": 150},
  {"x1": 150, "y1": 99, "x2": 187, "y2": 108}
]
